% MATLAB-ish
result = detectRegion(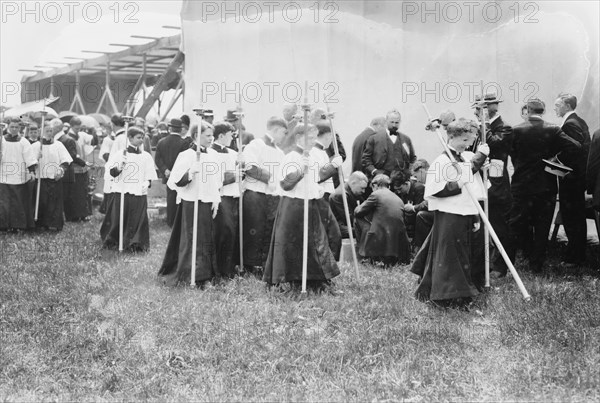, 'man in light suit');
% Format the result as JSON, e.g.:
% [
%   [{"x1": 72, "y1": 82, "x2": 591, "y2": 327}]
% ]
[
  {"x1": 361, "y1": 109, "x2": 416, "y2": 191},
  {"x1": 554, "y1": 93, "x2": 591, "y2": 267}
]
